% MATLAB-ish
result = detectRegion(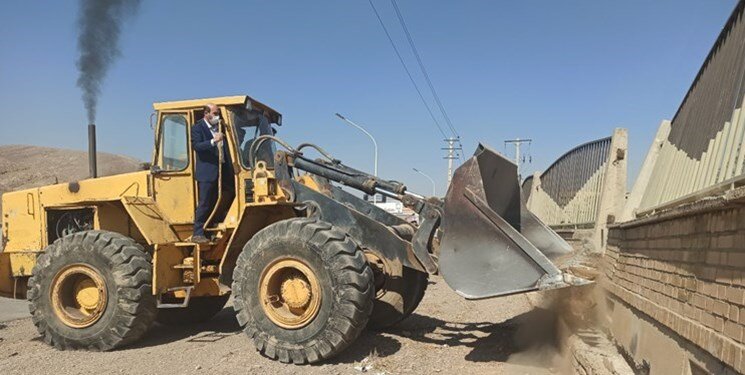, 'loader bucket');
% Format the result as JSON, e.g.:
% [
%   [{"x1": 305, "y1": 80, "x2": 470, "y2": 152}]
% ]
[{"x1": 438, "y1": 144, "x2": 579, "y2": 299}]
